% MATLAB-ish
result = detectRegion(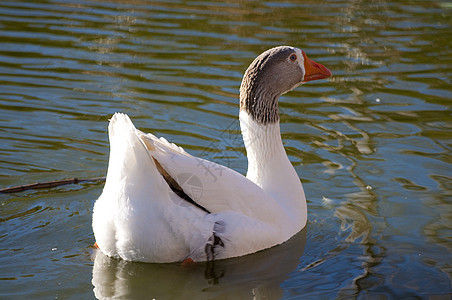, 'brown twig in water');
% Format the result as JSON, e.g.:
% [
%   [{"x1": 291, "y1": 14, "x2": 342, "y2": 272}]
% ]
[{"x1": 0, "y1": 177, "x2": 106, "y2": 194}]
